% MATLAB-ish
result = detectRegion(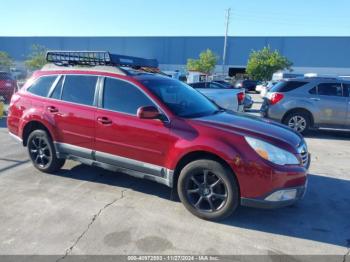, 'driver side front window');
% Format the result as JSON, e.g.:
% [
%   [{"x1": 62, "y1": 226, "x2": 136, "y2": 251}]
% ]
[{"x1": 103, "y1": 78, "x2": 155, "y2": 115}]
